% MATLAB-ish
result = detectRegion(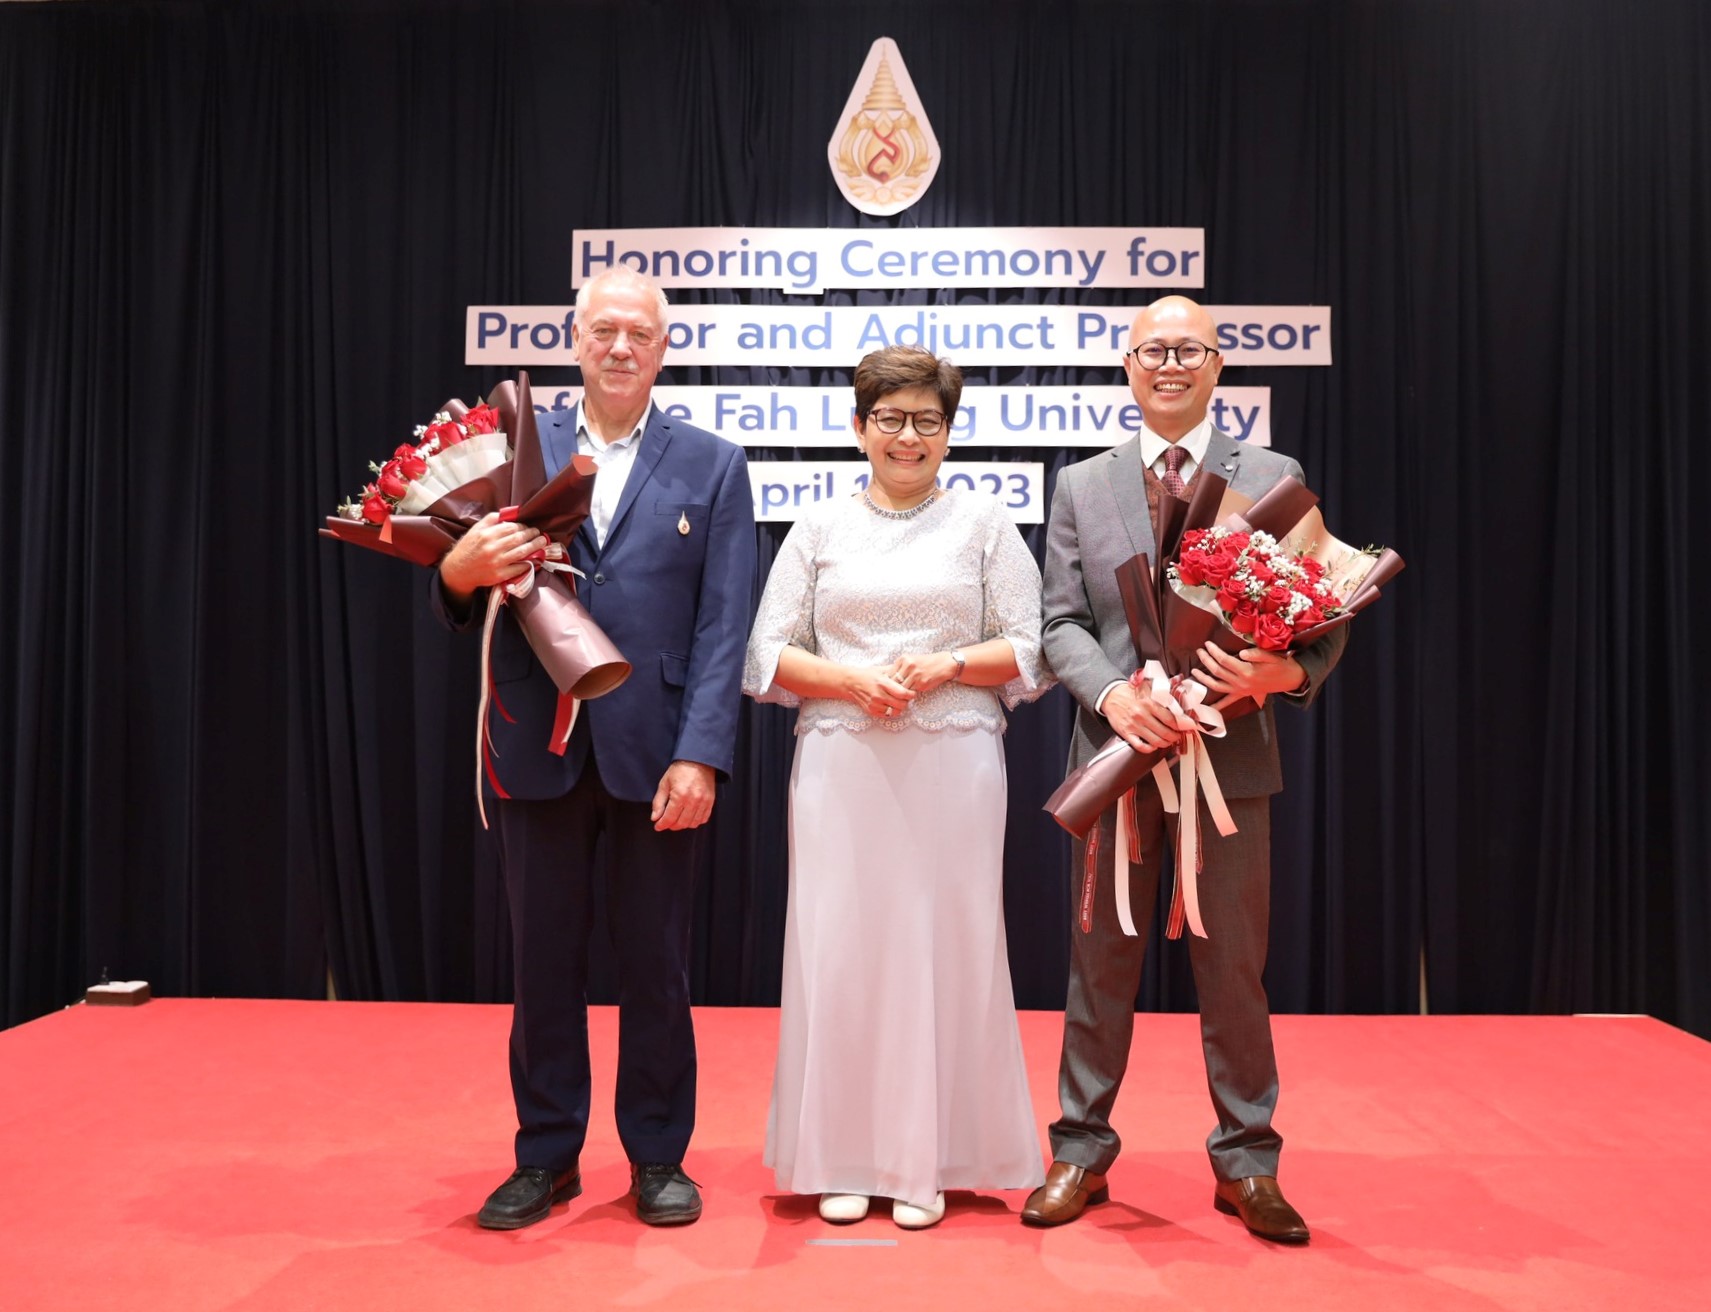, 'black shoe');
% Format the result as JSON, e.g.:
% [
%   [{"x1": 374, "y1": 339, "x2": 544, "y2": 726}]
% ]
[
  {"x1": 477, "y1": 1165, "x2": 581, "y2": 1230},
  {"x1": 630, "y1": 1162, "x2": 702, "y2": 1226}
]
